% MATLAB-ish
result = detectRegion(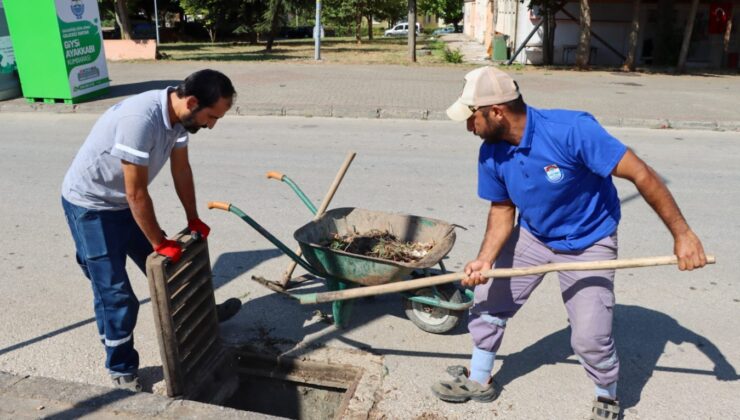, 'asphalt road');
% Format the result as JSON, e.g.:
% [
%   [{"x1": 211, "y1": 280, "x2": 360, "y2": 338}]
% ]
[{"x1": 0, "y1": 114, "x2": 738, "y2": 419}]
